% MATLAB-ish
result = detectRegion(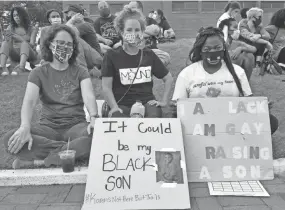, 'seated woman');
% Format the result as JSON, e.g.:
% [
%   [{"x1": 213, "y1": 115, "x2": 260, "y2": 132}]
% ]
[
  {"x1": 3, "y1": 24, "x2": 99, "y2": 169},
  {"x1": 219, "y1": 18, "x2": 256, "y2": 80},
  {"x1": 239, "y1": 7, "x2": 273, "y2": 72},
  {"x1": 265, "y1": 9, "x2": 285, "y2": 68},
  {"x1": 216, "y1": 1, "x2": 241, "y2": 43},
  {"x1": 173, "y1": 27, "x2": 278, "y2": 133},
  {"x1": 101, "y1": 7, "x2": 173, "y2": 118},
  {"x1": 0, "y1": 6, "x2": 39, "y2": 76},
  {"x1": 153, "y1": 9, "x2": 175, "y2": 39}
]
